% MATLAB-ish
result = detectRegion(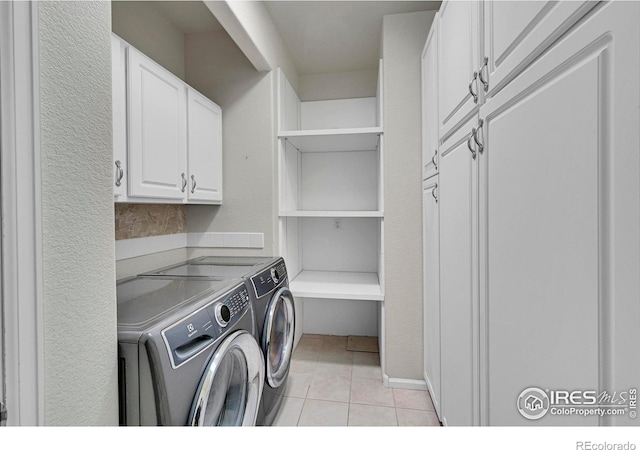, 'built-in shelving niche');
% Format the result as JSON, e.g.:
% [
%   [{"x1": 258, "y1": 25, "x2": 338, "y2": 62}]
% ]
[{"x1": 277, "y1": 65, "x2": 385, "y2": 342}]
